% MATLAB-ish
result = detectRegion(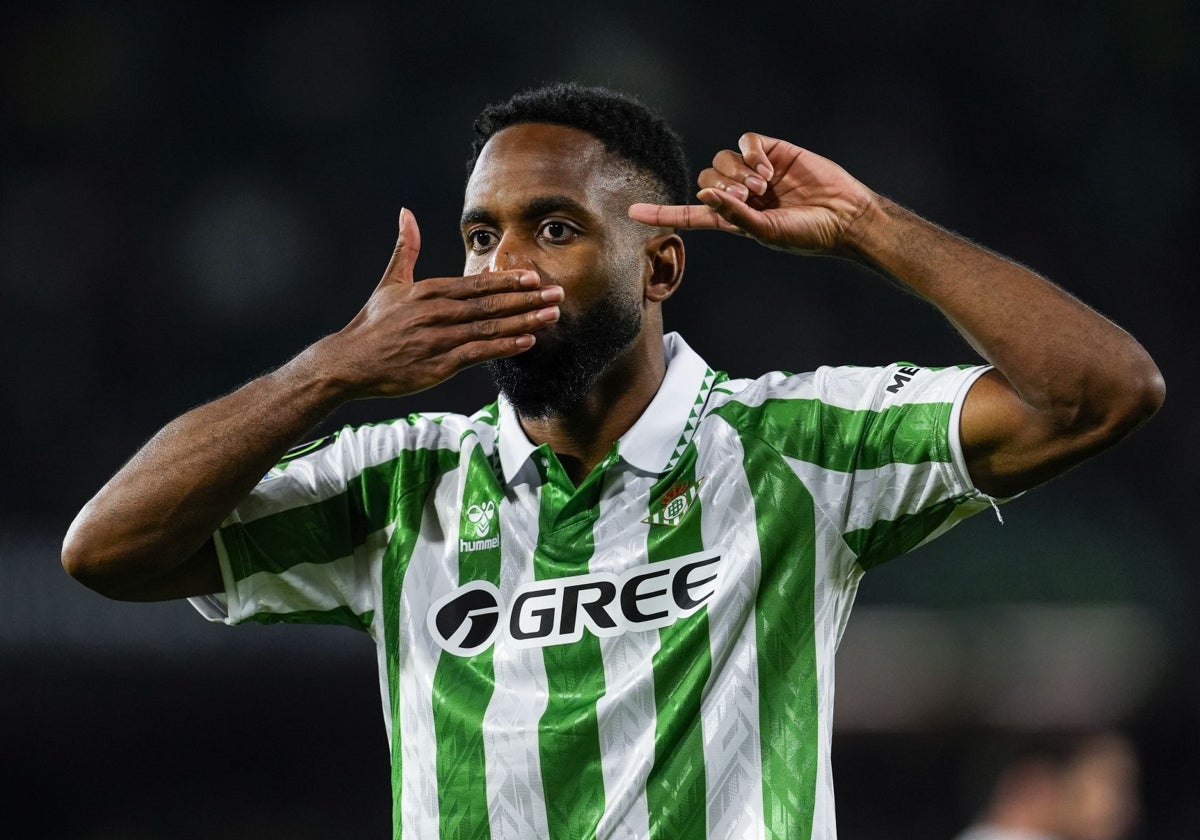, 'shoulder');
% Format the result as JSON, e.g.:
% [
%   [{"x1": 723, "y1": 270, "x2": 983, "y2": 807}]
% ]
[
  {"x1": 270, "y1": 403, "x2": 500, "y2": 480},
  {"x1": 706, "y1": 363, "x2": 988, "y2": 418}
]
